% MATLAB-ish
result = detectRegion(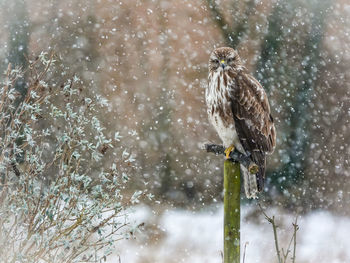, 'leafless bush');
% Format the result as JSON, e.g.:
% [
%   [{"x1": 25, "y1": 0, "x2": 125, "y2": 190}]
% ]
[
  {"x1": 259, "y1": 205, "x2": 299, "y2": 263},
  {"x1": 0, "y1": 53, "x2": 146, "y2": 262}
]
